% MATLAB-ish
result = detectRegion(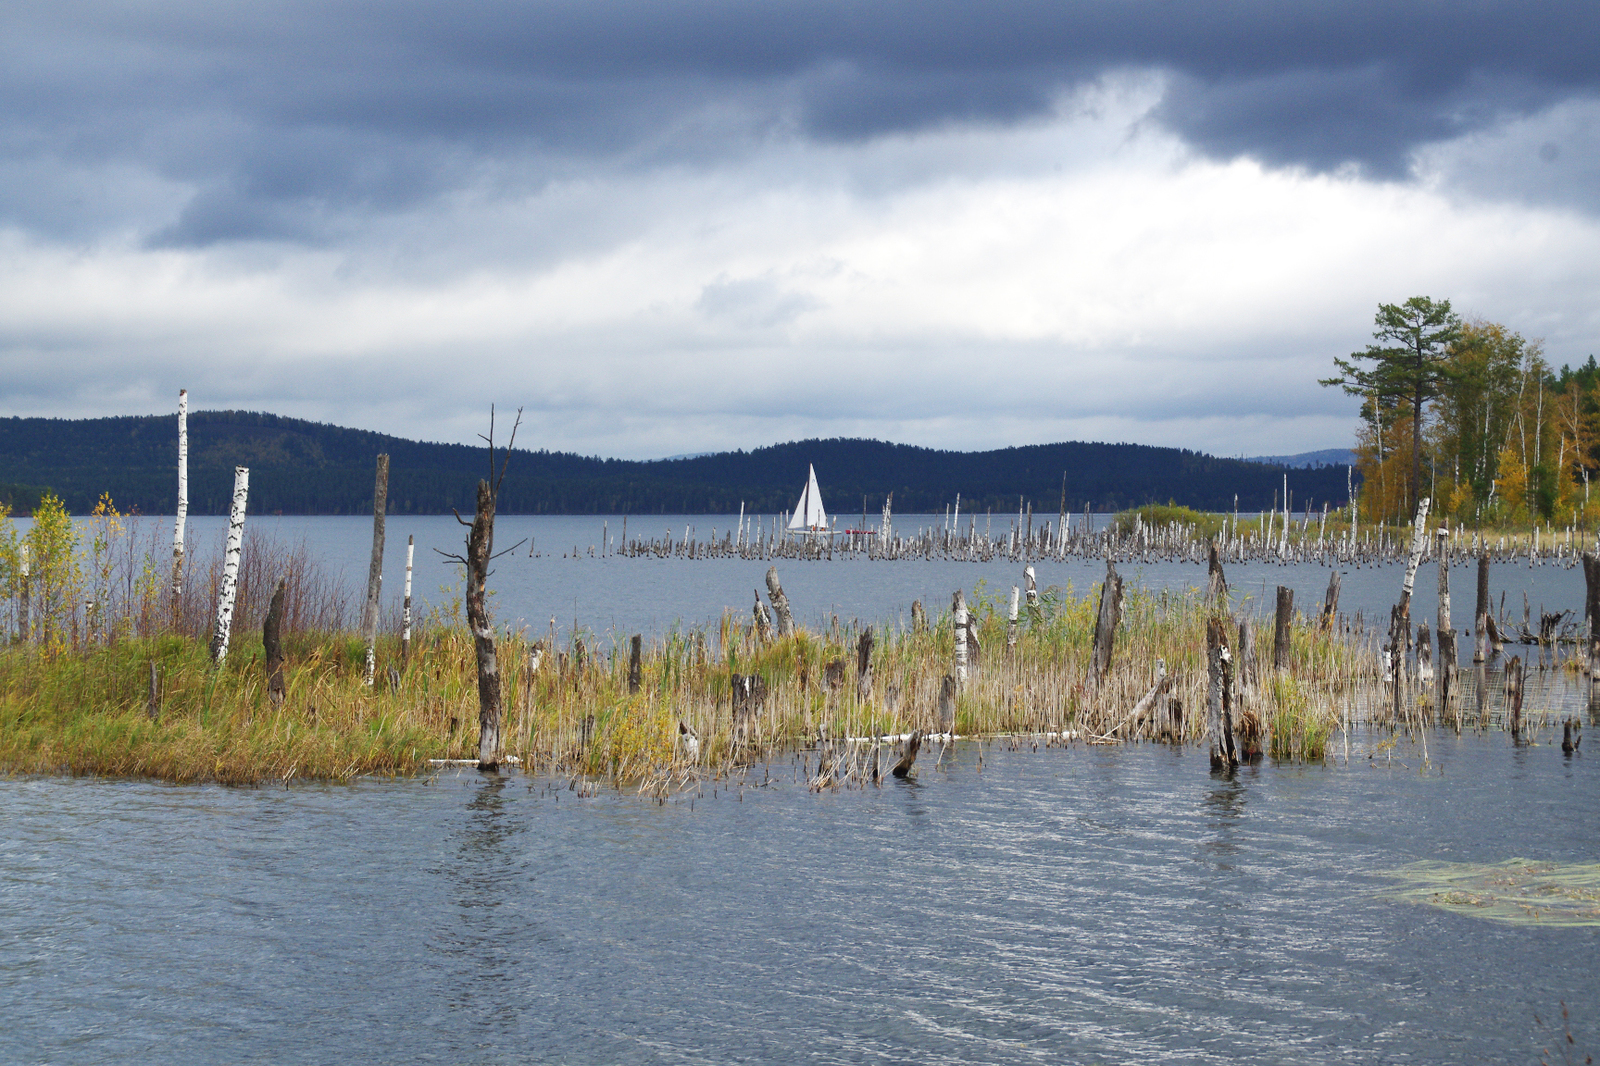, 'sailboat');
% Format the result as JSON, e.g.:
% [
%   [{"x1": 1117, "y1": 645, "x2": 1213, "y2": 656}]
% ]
[{"x1": 787, "y1": 464, "x2": 831, "y2": 535}]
